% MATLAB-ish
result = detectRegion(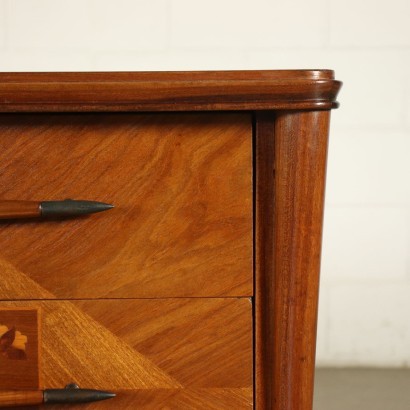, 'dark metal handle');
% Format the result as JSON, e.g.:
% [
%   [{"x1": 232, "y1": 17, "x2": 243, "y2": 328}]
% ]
[
  {"x1": 40, "y1": 199, "x2": 114, "y2": 217},
  {"x1": 44, "y1": 383, "x2": 116, "y2": 404}
]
